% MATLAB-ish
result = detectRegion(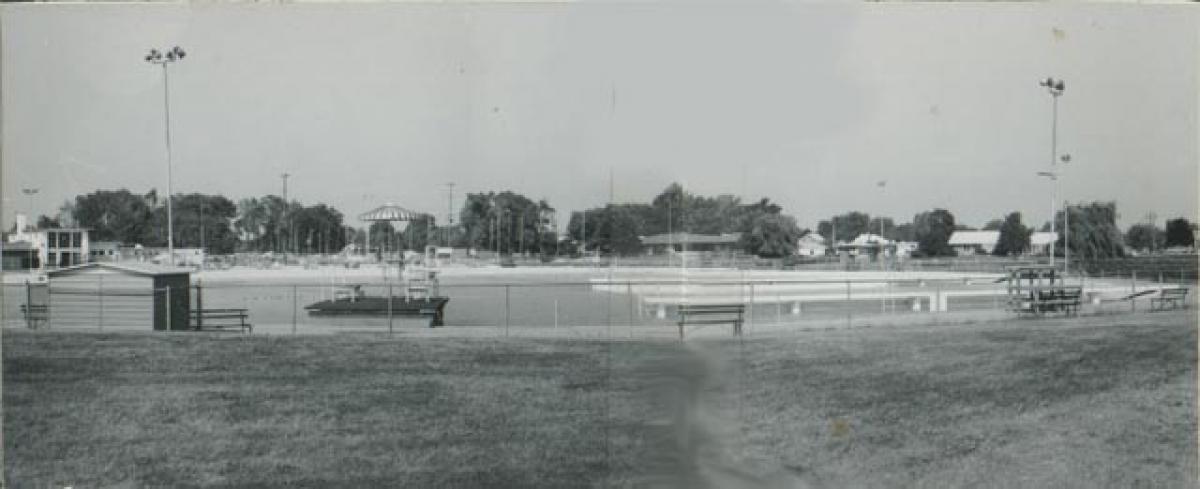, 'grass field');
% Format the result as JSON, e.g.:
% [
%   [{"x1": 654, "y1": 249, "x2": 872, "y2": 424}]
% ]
[{"x1": 4, "y1": 311, "x2": 1196, "y2": 488}]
